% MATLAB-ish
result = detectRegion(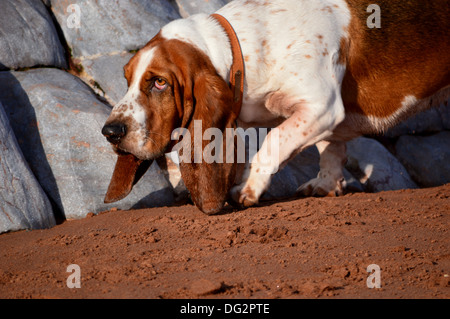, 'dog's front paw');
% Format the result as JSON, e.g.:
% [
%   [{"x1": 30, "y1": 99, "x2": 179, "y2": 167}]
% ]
[{"x1": 230, "y1": 184, "x2": 259, "y2": 208}]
